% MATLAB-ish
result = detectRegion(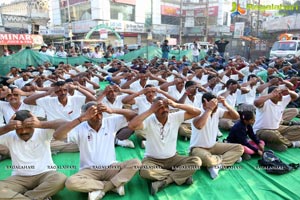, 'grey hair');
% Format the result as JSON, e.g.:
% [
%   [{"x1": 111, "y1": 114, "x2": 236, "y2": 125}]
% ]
[{"x1": 81, "y1": 101, "x2": 97, "y2": 113}]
